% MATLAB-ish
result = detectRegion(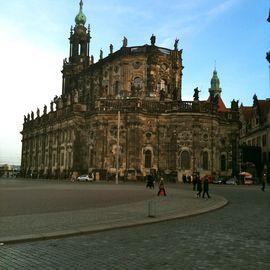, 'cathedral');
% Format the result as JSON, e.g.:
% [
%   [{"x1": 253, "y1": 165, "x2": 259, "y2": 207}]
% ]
[{"x1": 20, "y1": 1, "x2": 240, "y2": 181}]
